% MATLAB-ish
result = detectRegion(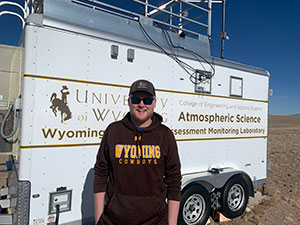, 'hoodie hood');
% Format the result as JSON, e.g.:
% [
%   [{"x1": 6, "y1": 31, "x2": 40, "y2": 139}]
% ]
[{"x1": 122, "y1": 112, "x2": 163, "y2": 153}]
